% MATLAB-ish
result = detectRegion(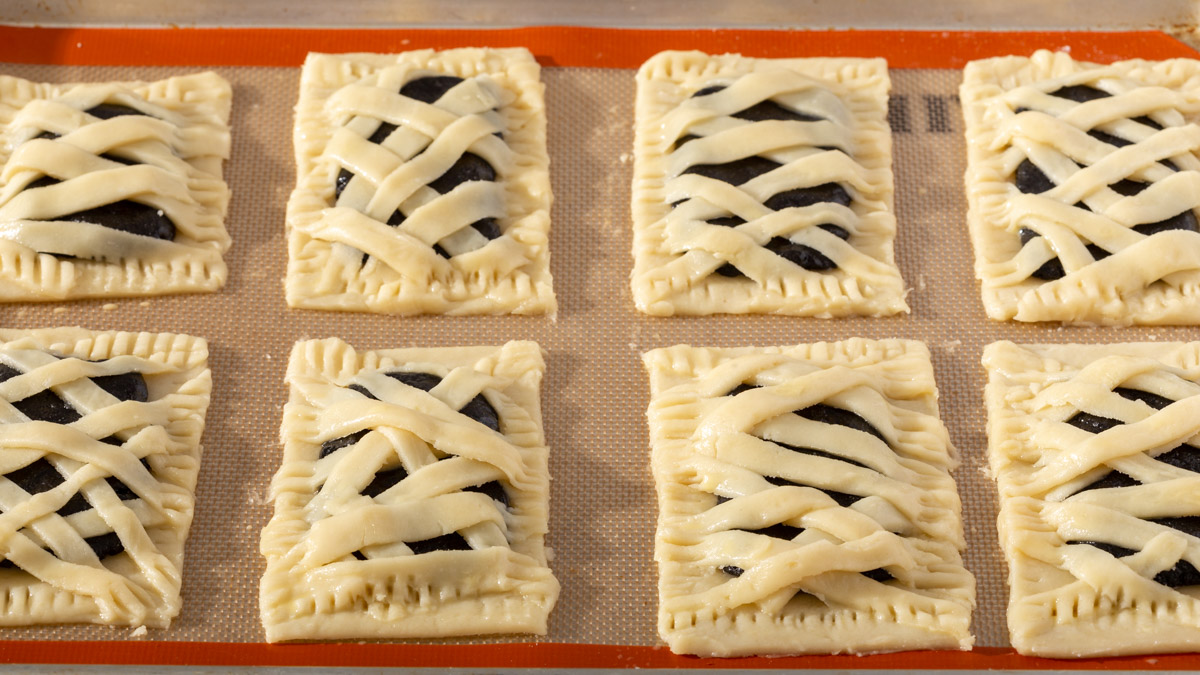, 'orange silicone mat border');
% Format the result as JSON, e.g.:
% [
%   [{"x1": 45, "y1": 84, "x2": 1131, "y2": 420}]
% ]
[
  {"x1": 0, "y1": 25, "x2": 1196, "y2": 69},
  {"x1": 0, "y1": 24, "x2": 1198, "y2": 669},
  {"x1": 1, "y1": 642, "x2": 1198, "y2": 669}
]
